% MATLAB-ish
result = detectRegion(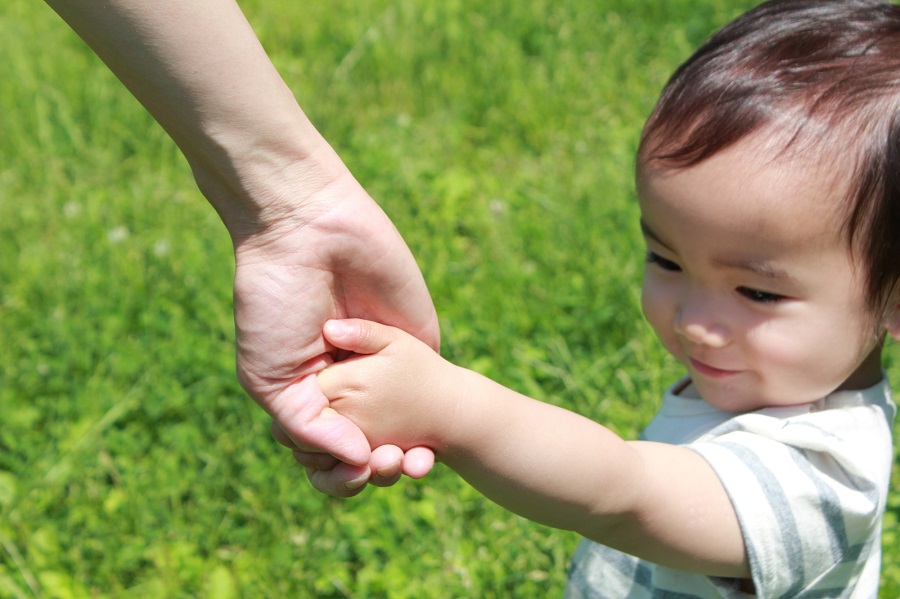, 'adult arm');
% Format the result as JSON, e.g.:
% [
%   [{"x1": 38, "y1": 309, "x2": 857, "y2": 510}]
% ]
[{"x1": 43, "y1": 0, "x2": 440, "y2": 494}]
